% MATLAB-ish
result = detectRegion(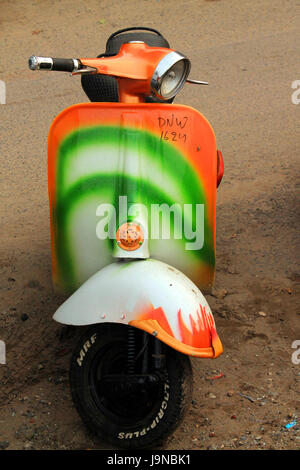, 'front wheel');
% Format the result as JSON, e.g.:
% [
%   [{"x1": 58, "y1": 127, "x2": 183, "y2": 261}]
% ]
[{"x1": 69, "y1": 323, "x2": 193, "y2": 449}]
